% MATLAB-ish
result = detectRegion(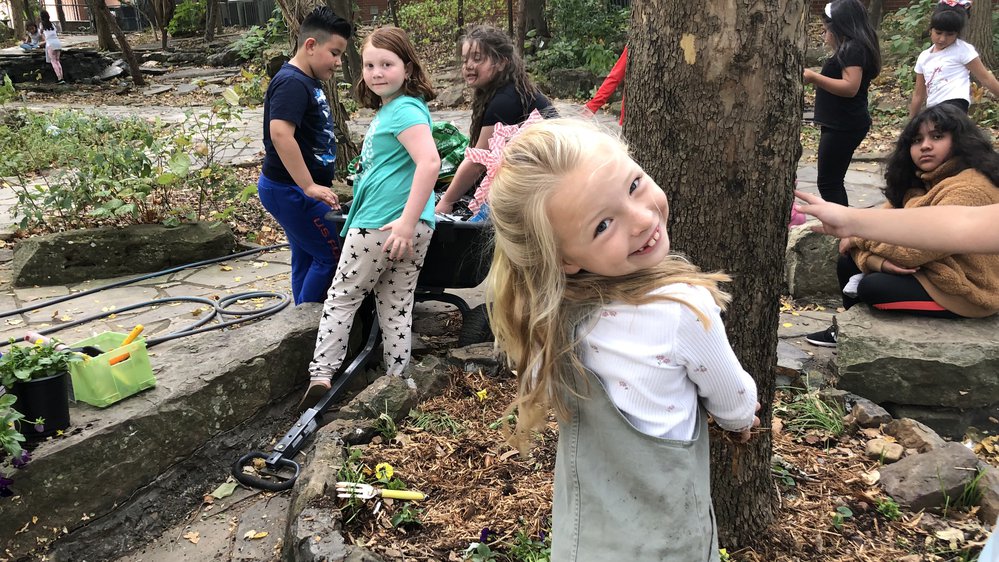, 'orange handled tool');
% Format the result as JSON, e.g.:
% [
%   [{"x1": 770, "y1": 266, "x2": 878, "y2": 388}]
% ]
[{"x1": 109, "y1": 325, "x2": 144, "y2": 366}]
